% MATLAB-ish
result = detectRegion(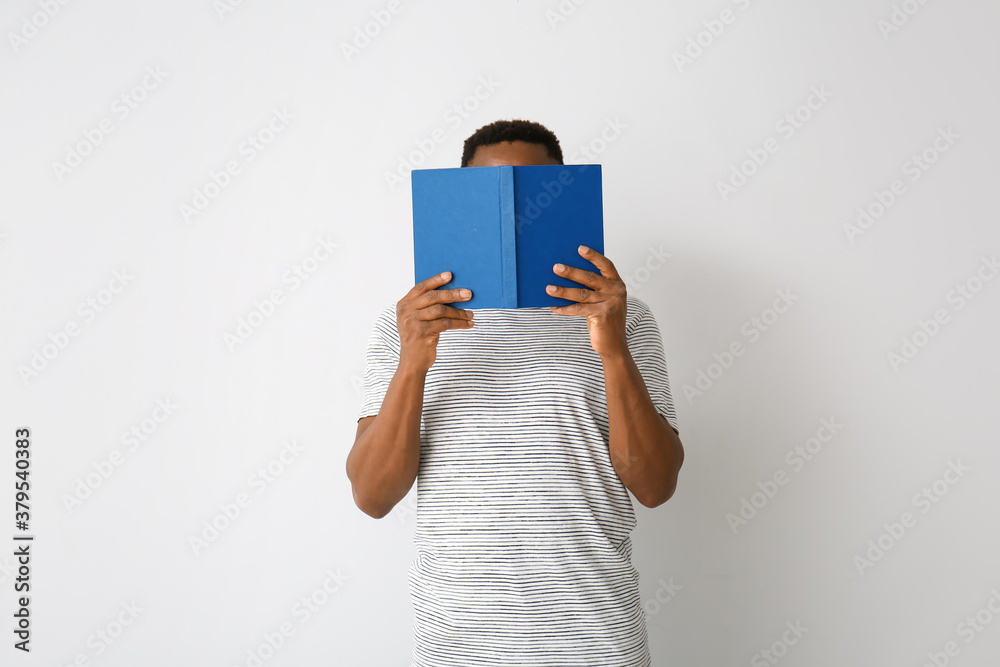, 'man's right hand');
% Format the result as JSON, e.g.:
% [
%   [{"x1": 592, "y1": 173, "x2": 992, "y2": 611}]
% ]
[{"x1": 397, "y1": 271, "x2": 474, "y2": 373}]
